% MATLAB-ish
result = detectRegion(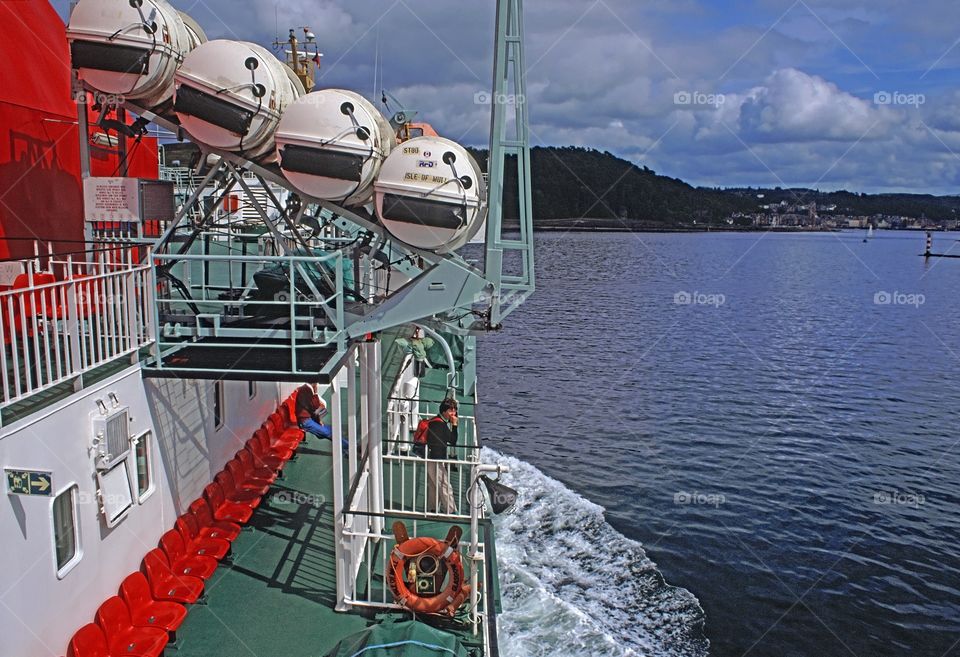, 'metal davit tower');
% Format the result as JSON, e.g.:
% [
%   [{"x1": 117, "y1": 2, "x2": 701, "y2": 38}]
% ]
[{"x1": 65, "y1": 0, "x2": 536, "y2": 384}]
